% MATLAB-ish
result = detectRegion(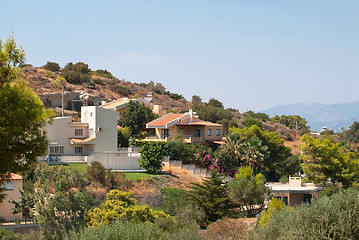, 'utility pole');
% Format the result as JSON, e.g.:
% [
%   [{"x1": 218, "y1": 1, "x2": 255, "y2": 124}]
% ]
[{"x1": 62, "y1": 85, "x2": 64, "y2": 117}]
